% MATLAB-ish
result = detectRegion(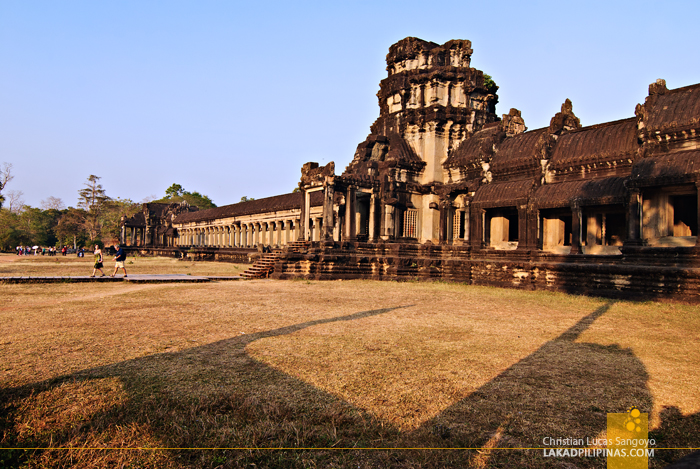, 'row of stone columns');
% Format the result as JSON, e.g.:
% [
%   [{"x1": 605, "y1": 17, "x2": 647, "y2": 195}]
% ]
[
  {"x1": 177, "y1": 219, "x2": 310, "y2": 248},
  {"x1": 121, "y1": 226, "x2": 146, "y2": 247}
]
